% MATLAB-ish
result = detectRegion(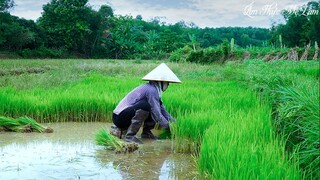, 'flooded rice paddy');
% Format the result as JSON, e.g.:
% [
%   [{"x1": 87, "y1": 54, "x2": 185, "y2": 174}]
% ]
[{"x1": 0, "y1": 123, "x2": 198, "y2": 179}]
